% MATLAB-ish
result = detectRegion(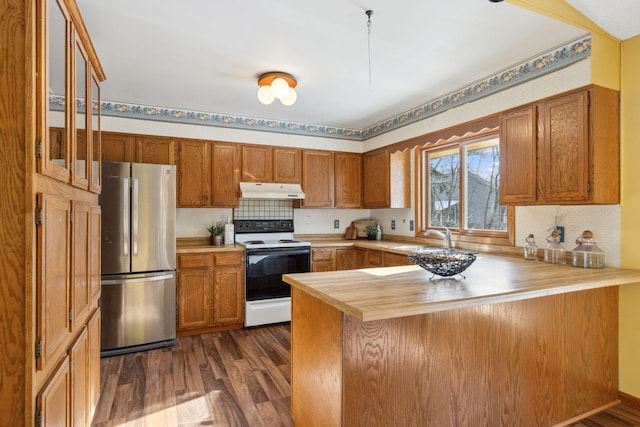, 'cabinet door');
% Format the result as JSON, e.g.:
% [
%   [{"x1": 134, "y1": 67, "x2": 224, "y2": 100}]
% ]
[
  {"x1": 212, "y1": 142, "x2": 240, "y2": 207},
  {"x1": 334, "y1": 153, "x2": 362, "y2": 208},
  {"x1": 383, "y1": 252, "x2": 412, "y2": 267},
  {"x1": 311, "y1": 248, "x2": 336, "y2": 272},
  {"x1": 273, "y1": 147, "x2": 302, "y2": 184},
  {"x1": 212, "y1": 252, "x2": 244, "y2": 325},
  {"x1": 71, "y1": 201, "x2": 91, "y2": 331},
  {"x1": 70, "y1": 328, "x2": 88, "y2": 427},
  {"x1": 89, "y1": 72, "x2": 101, "y2": 193},
  {"x1": 36, "y1": 355, "x2": 70, "y2": 427},
  {"x1": 37, "y1": 193, "x2": 71, "y2": 371},
  {"x1": 87, "y1": 309, "x2": 101, "y2": 422},
  {"x1": 241, "y1": 145, "x2": 273, "y2": 182},
  {"x1": 367, "y1": 249, "x2": 383, "y2": 267},
  {"x1": 500, "y1": 106, "x2": 537, "y2": 204},
  {"x1": 37, "y1": 0, "x2": 71, "y2": 183},
  {"x1": 212, "y1": 267, "x2": 244, "y2": 325},
  {"x1": 539, "y1": 91, "x2": 589, "y2": 202},
  {"x1": 177, "y1": 140, "x2": 211, "y2": 207},
  {"x1": 336, "y1": 248, "x2": 356, "y2": 271},
  {"x1": 363, "y1": 149, "x2": 390, "y2": 208},
  {"x1": 89, "y1": 205, "x2": 101, "y2": 304},
  {"x1": 101, "y1": 132, "x2": 135, "y2": 162},
  {"x1": 302, "y1": 150, "x2": 334, "y2": 207},
  {"x1": 135, "y1": 136, "x2": 175, "y2": 164},
  {"x1": 177, "y1": 254, "x2": 213, "y2": 330},
  {"x1": 72, "y1": 38, "x2": 90, "y2": 190}
]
